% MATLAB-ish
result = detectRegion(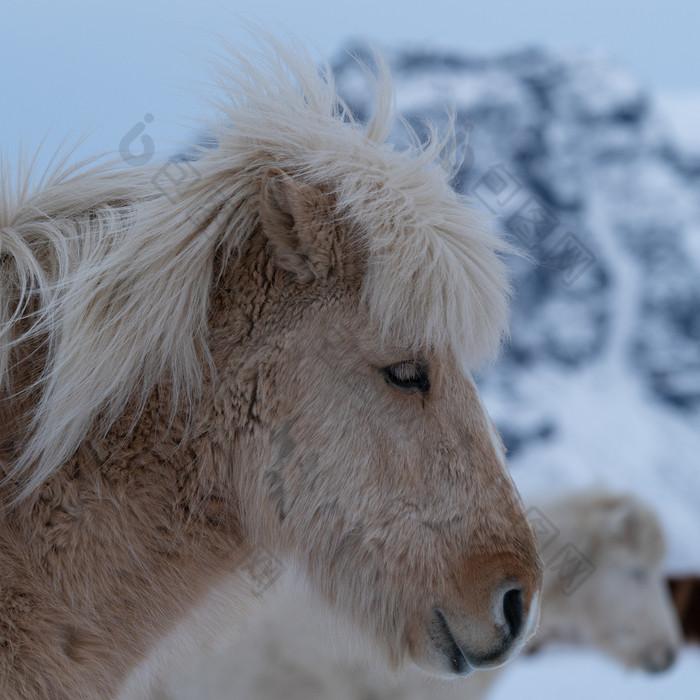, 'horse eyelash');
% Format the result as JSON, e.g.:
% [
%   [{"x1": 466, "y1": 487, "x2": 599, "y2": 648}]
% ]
[{"x1": 381, "y1": 360, "x2": 430, "y2": 393}]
